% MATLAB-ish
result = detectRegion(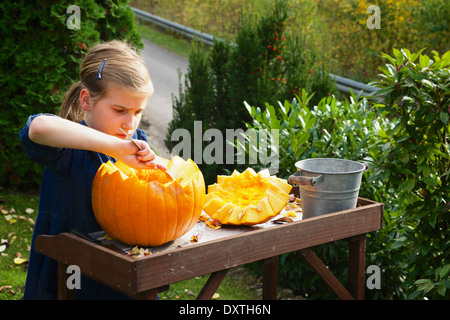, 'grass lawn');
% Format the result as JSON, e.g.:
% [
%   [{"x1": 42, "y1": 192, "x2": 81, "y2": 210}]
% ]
[
  {"x1": 0, "y1": 190, "x2": 39, "y2": 300},
  {"x1": 135, "y1": 21, "x2": 193, "y2": 59}
]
